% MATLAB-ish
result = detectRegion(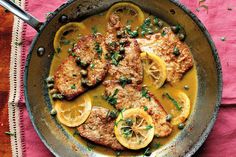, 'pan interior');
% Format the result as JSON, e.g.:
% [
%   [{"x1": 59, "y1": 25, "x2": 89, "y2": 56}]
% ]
[{"x1": 24, "y1": 0, "x2": 222, "y2": 157}]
